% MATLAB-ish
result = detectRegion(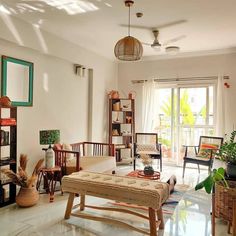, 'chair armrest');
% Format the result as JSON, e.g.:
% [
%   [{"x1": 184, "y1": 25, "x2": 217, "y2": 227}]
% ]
[
  {"x1": 183, "y1": 145, "x2": 199, "y2": 157},
  {"x1": 182, "y1": 145, "x2": 199, "y2": 147},
  {"x1": 54, "y1": 149, "x2": 80, "y2": 175}
]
